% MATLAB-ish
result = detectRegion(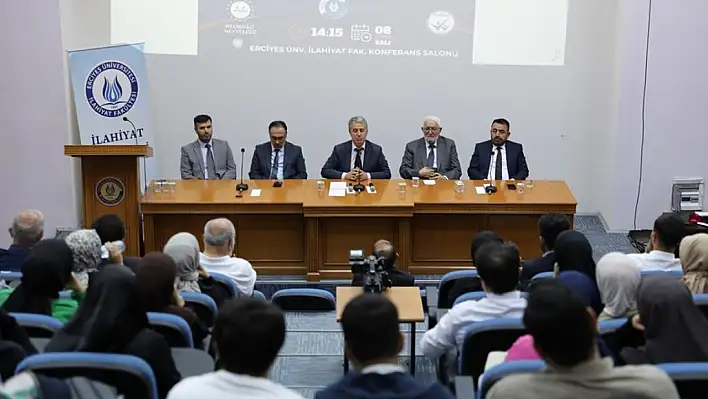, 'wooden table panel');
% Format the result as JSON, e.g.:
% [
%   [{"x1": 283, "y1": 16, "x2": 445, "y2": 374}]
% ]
[
  {"x1": 321, "y1": 217, "x2": 400, "y2": 265},
  {"x1": 412, "y1": 214, "x2": 486, "y2": 263}
]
